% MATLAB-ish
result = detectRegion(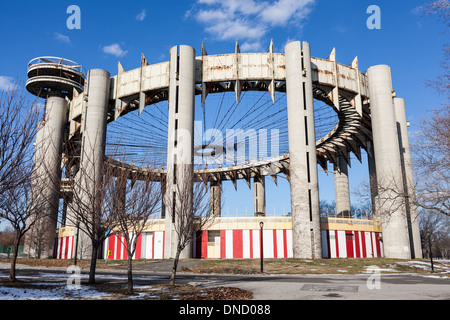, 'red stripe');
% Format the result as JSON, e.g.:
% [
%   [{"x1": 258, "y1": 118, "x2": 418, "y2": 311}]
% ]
[
  {"x1": 375, "y1": 233, "x2": 381, "y2": 257},
  {"x1": 123, "y1": 234, "x2": 129, "y2": 260},
  {"x1": 346, "y1": 231, "x2": 354, "y2": 258},
  {"x1": 283, "y1": 230, "x2": 288, "y2": 258},
  {"x1": 220, "y1": 230, "x2": 226, "y2": 259},
  {"x1": 233, "y1": 230, "x2": 243, "y2": 258},
  {"x1": 108, "y1": 235, "x2": 114, "y2": 260},
  {"x1": 202, "y1": 231, "x2": 208, "y2": 259},
  {"x1": 361, "y1": 232, "x2": 367, "y2": 258},
  {"x1": 64, "y1": 237, "x2": 69, "y2": 259},
  {"x1": 273, "y1": 230, "x2": 278, "y2": 258},
  {"x1": 135, "y1": 234, "x2": 142, "y2": 260},
  {"x1": 58, "y1": 238, "x2": 63, "y2": 259},
  {"x1": 354, "y1": 231, "x2": 361, "y2": 258}
]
